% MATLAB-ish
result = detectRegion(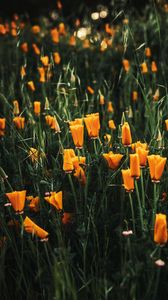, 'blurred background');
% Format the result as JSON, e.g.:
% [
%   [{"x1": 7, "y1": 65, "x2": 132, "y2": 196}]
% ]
[{"x1": 0, "y1": 0, "x2": 151, "y2": 17}]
